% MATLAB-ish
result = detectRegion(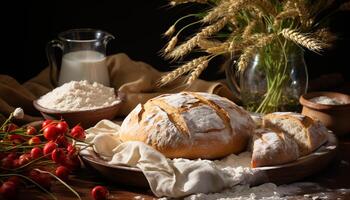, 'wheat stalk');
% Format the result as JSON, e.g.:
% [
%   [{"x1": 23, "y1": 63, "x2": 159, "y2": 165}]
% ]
[
  {"x1": 202, "y1": 0, "x2": 230, "y2": 23},
  {"x1": 242, "y1": 20, "x2": 257, "y2": 39},
  {"x1": 281, "y1": 28, "x2": 324, "y2": 52},
  {"x1": 158, "y1": 56, "x2": 208, "y2": 86},
  {"x1": 187, "y1": 58, "x2": 210, "y2": 84},
  {"x1": 167, "y1": 17, "x2": 229, "y2": 60},
  {"x1": 205, "y1": 42, "x2": 229, "y2": 54},
  {"x1": 238, "y1": 34, "x2": 275, "y2": 72},
  {"x1": 313, "y1": 28, "x2": 336, "y2": 47},
  {"x1": 164, "y1": 25, "x2": 176, "y2": 37},
  {"x1": 164, "y1": 36, "x2": 178, "y2": 54},
  {"x1": 273, "y1": 9, "x2": 299, "y2": 28},
  {"x1": 255, "y1": 0, "x2": 277, "y2": 16},
  {"x1": 198, "y1": 39, "x2": 222, "y2": 49},
  {"x1": 170, "y1": 0, "x2": 207, "y2": 5},
  {"x1": 292, "y1": 0, "x2": 310, "y2": 27},
  {"x1": 227, "y1": 0, "x2": 254, "y2": 16}
]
